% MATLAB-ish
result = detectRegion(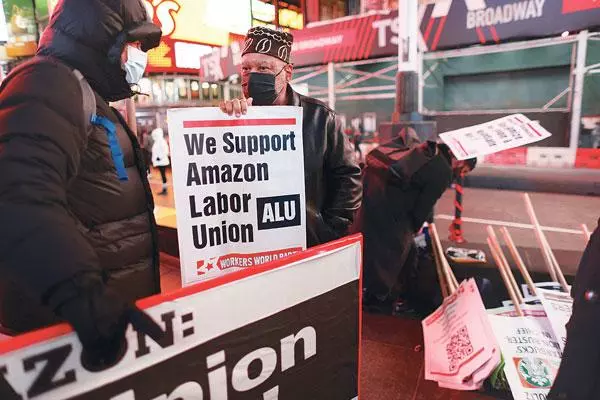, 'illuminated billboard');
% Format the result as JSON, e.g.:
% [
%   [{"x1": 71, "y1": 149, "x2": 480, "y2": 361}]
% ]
[{"x1": 144, "y1": 0, "x2": 251, "y2": 73}]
